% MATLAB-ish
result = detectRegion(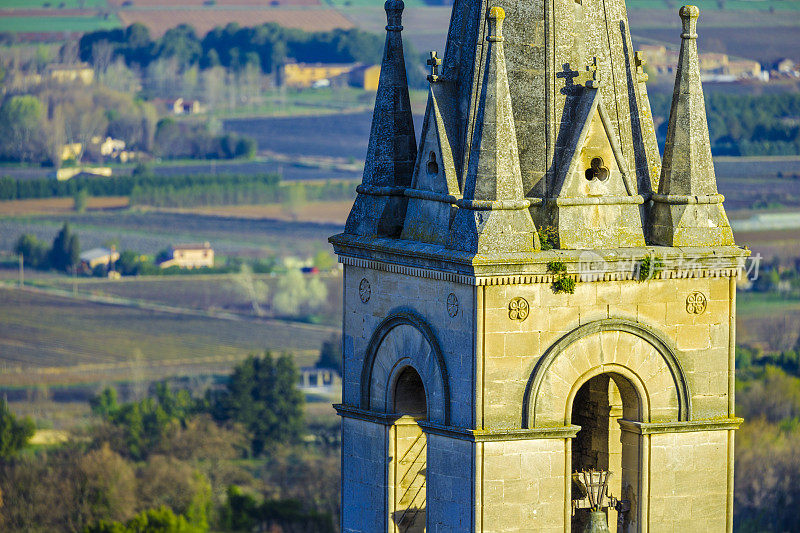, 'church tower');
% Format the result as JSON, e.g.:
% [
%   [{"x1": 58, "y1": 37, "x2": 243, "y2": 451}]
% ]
[{"x1": 331, "y1": 0, "x2": 746, "y2": 531}]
